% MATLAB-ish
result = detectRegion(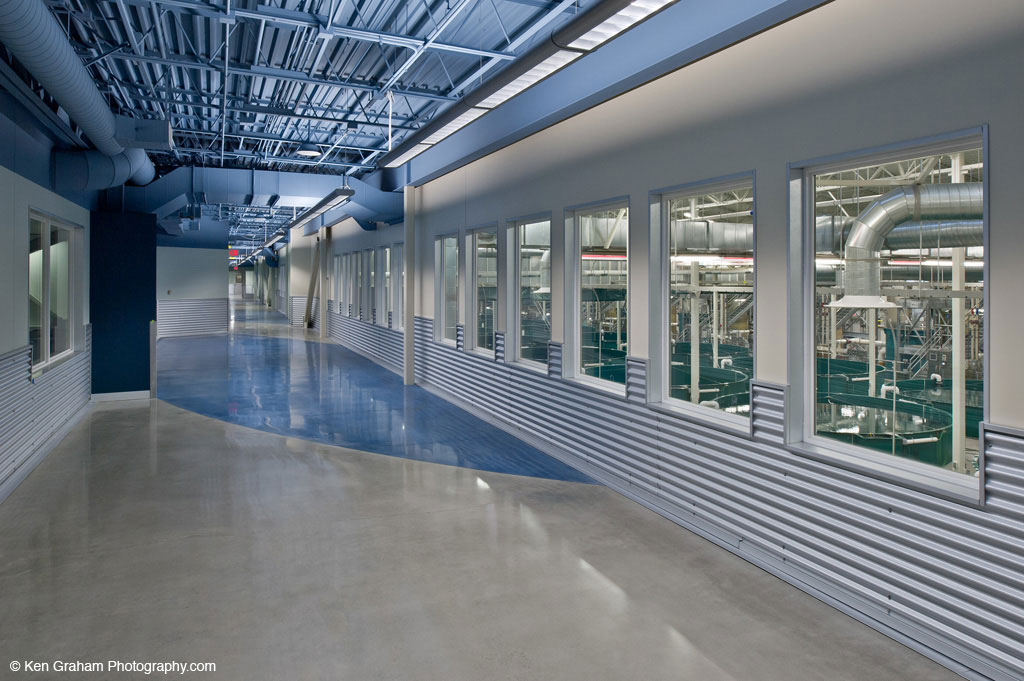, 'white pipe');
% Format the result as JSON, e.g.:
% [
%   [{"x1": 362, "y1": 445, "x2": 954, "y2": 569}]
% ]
[
  {"x1": 719, "y1": 358, "x2": 732, "y2": 368},
  {"x1": 699, "y1": 400, "x2": 720, "y2": 409},
  {"x1": 930, "y1": 373, "x2": 943, "y2": 385},
  {"x1": 690, "y1": 264, "x2": 700, "y2": 404},
  {"x1": 880, "y1": 384, "x2": 900, "y2": 397},
  {"x1": 902, "y1": 437, "x2": 940, "y2": 446},
  {"x1": 868, "y1": 309, "x2": 877, "y2": 397},
  {"x1": 712, "y1": 290, "x2": 720, "y2": 368}
]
